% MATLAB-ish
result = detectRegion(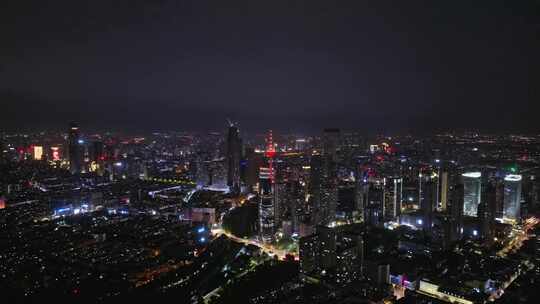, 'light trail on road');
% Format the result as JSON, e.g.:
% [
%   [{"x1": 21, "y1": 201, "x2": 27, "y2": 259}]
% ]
[{"x1": 211, "y1": 228, "x2": 297, "y2": 261}]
